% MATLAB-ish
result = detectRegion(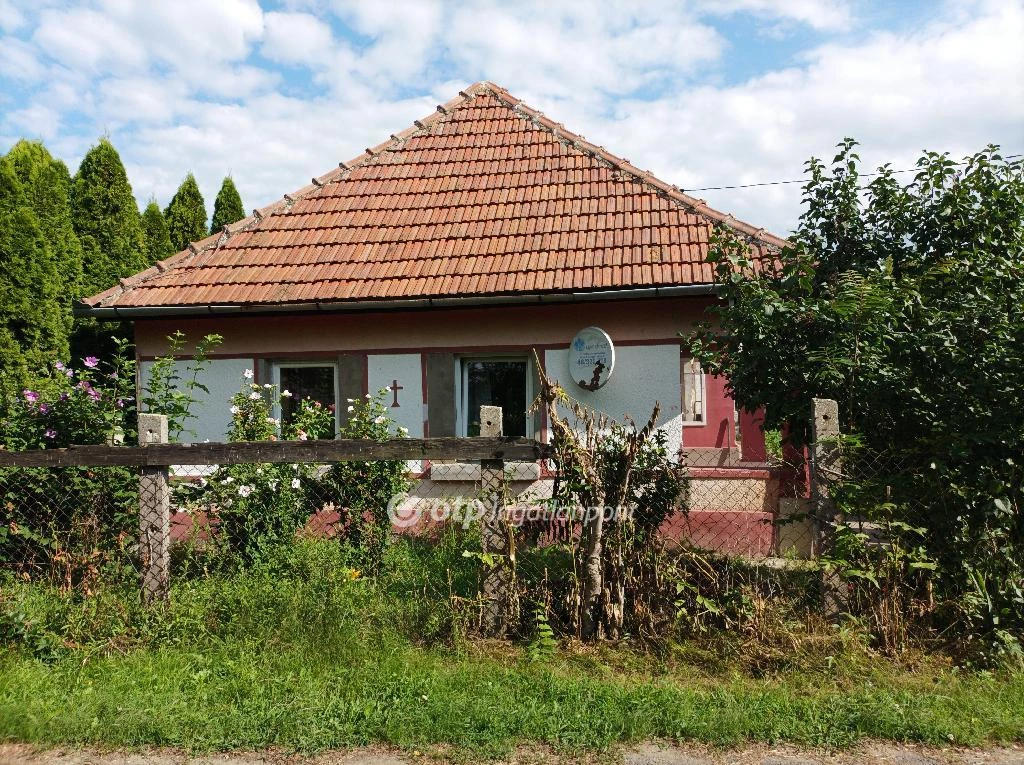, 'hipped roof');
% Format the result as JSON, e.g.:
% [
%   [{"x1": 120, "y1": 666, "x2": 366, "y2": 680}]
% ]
[{"x1": 82, "y1": 81, "x2": 786, "y2": 314}]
